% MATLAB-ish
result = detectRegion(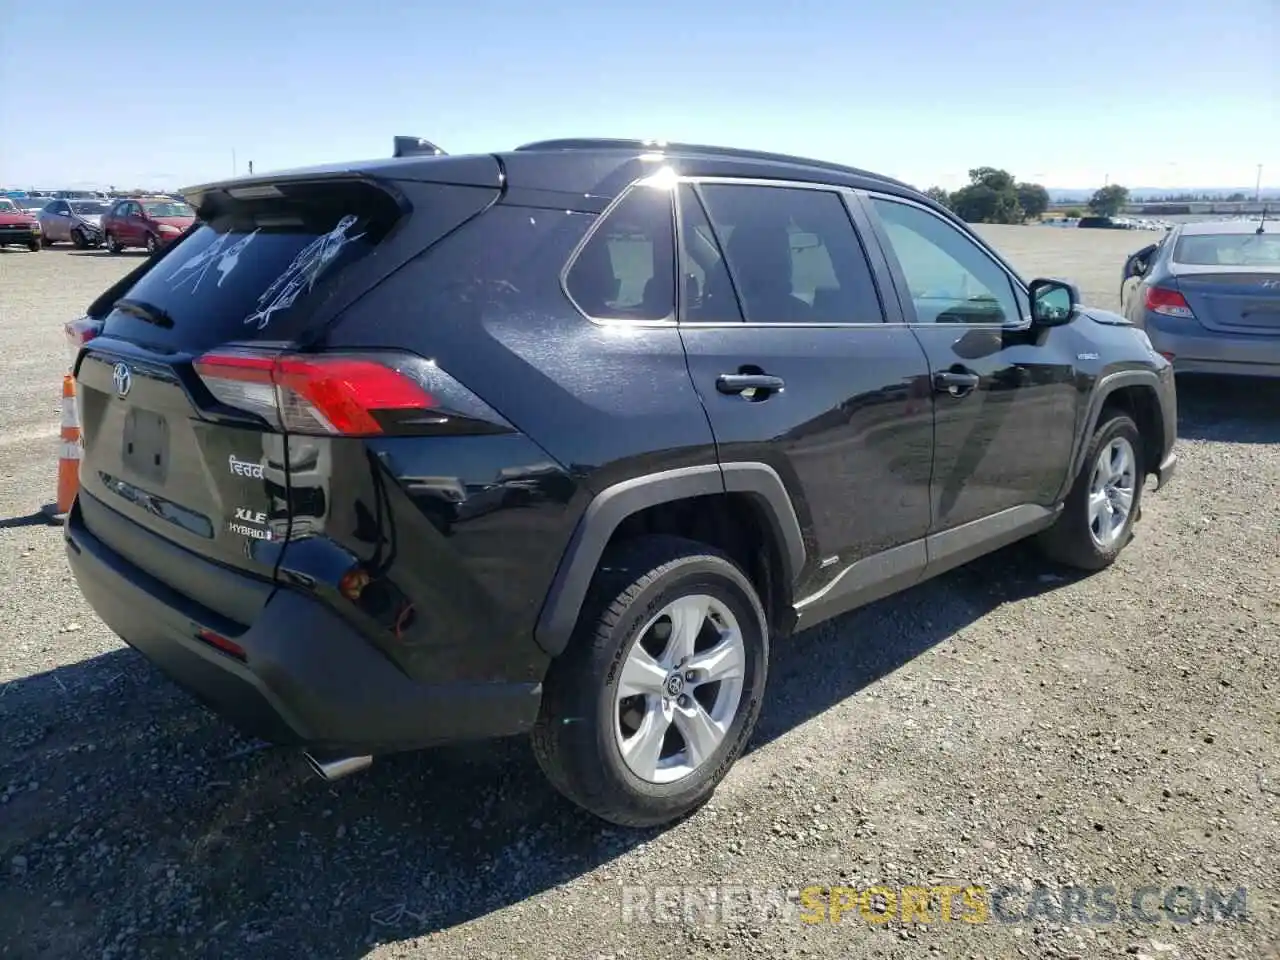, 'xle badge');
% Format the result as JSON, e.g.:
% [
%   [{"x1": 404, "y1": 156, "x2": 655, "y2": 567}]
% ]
[{"x1": 228, "y1": 507, "x2": 273, "y2": 541}]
